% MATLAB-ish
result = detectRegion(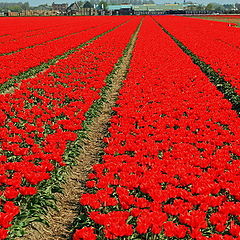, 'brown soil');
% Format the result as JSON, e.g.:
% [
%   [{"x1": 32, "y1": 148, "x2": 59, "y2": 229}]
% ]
[{"x1": 19, "y1": 19, "x2": 142, "y2": 240}]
